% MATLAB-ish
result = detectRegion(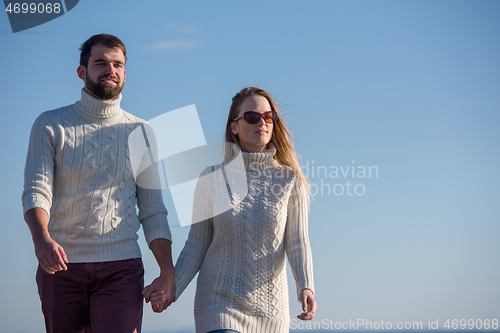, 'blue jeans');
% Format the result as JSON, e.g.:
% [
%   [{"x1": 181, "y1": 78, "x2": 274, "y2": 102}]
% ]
[{"x1": 208, "y1": 330, "x2": 241, "y2": 333}]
